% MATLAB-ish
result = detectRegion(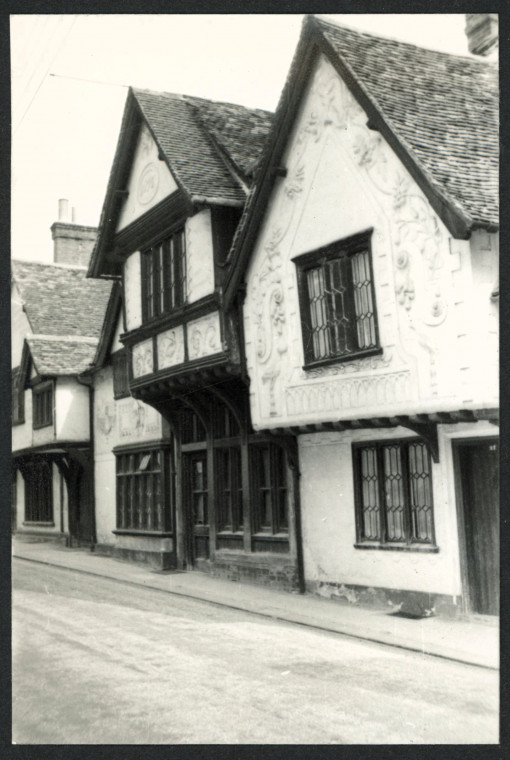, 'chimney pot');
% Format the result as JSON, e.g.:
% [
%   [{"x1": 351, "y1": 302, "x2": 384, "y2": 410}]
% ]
[
  {"x1": 465, "y1": 13, "x2": 498, "y2": 57},
  {"x1": 58, "y1": 198, "x2": 70, "y2": 222}
]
